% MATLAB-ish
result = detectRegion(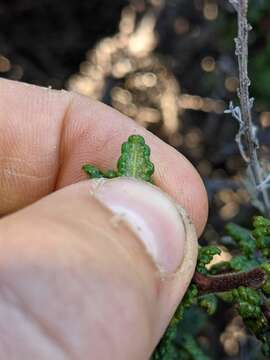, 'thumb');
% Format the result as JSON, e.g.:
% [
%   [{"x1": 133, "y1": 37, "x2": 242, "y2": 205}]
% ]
[{"x1": 0, "y1": 178, "x2": 198, "y2": 360}]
